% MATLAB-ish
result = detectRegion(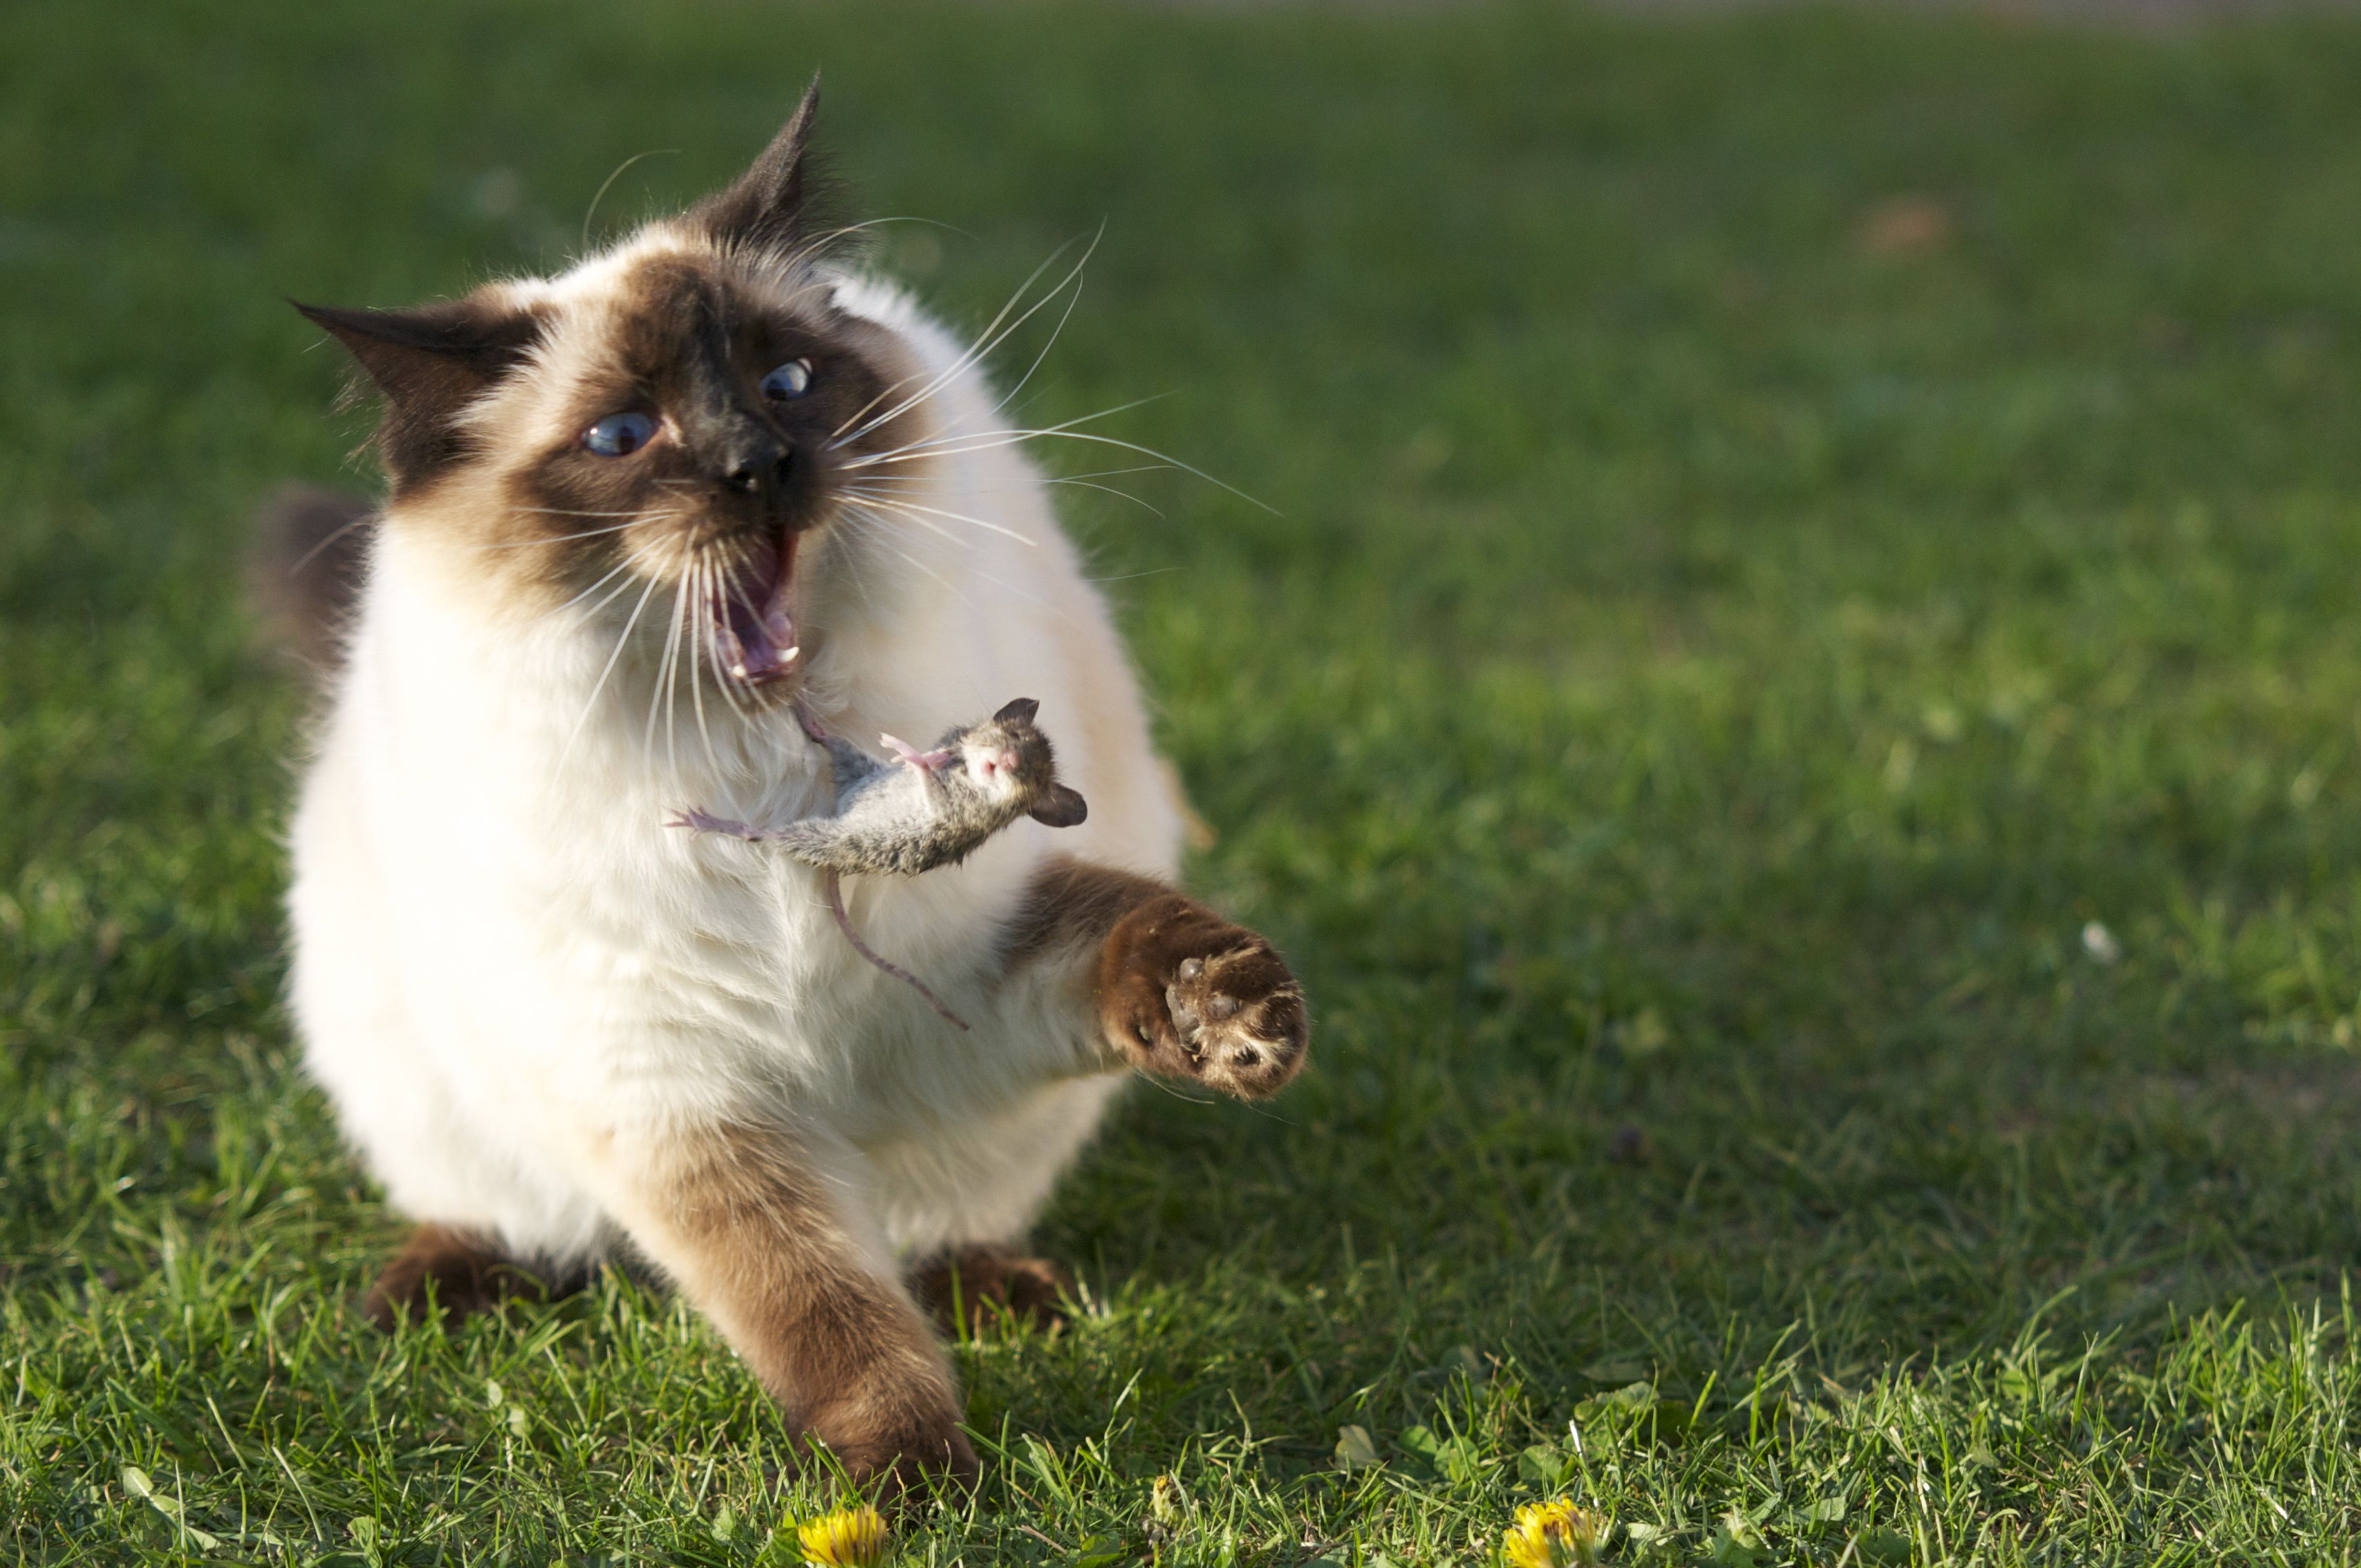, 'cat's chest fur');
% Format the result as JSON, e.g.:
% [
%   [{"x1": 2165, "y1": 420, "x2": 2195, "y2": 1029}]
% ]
[{"x1": 310, "y1": 529, "x2": 1092, "y2": 1146}]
